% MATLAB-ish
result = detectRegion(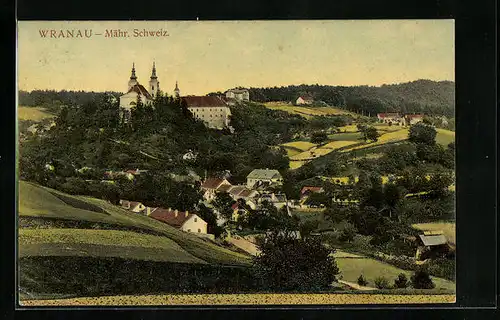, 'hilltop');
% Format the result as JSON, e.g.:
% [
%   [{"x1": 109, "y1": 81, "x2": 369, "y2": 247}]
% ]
[{"x1": 247, "y1": 80, "x2": 455, "y2": 117}]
